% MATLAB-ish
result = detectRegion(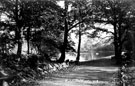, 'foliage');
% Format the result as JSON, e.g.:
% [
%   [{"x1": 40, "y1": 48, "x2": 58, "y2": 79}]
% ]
[
  {"x1": 0, "y1": 0, "x2": 77, "y2": 80},
  {"x1": 114, "y1": 65, "x2": 135, "y2": 86},
  {"x1": 0, "y1": 0, "x2": 67, "y2": 59},
  {"x1": 0, "y1": 0, "x2": 69, "y2": 84},
  {"x1": 0, "y1": 0, "x2": 135, "y2": 84},
  {"x1": 0, "y1": 30, "x2": 15, "y2": 54},
  {"x1": 92, "y1": 0, "x2": 135, "y2": 64}
]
